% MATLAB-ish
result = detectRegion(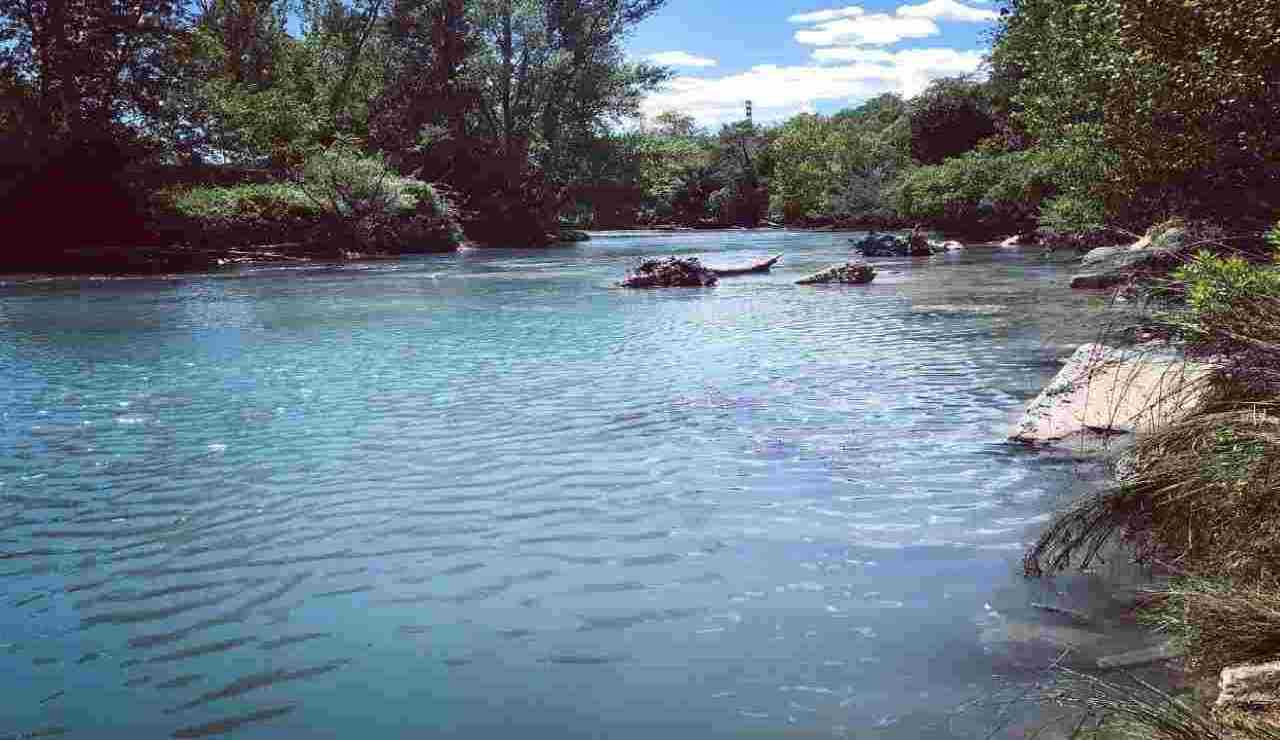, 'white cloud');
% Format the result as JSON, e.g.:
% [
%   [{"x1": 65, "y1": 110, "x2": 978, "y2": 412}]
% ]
[
  {"x1": 788, "y1": 0, "x2": 996, "y2": 47},
  {"x1": 809, "y1": 47, "x2": 899, "y2": 63},
  {"x1": 794, "y1": 14, "x2": 940, "y2": 46},
  {"x1": 896, "y1": 0, "x2": 998, "y2": 23},
  {"x1": 786, "y1": 5, "x2": 865, "y2": 24},
  {"x1": 640, "y1": 49, "x2": 987, "y2": 127},
  {"x1": 647, "y1": 51, "x2": 719, "y2": 68}
]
